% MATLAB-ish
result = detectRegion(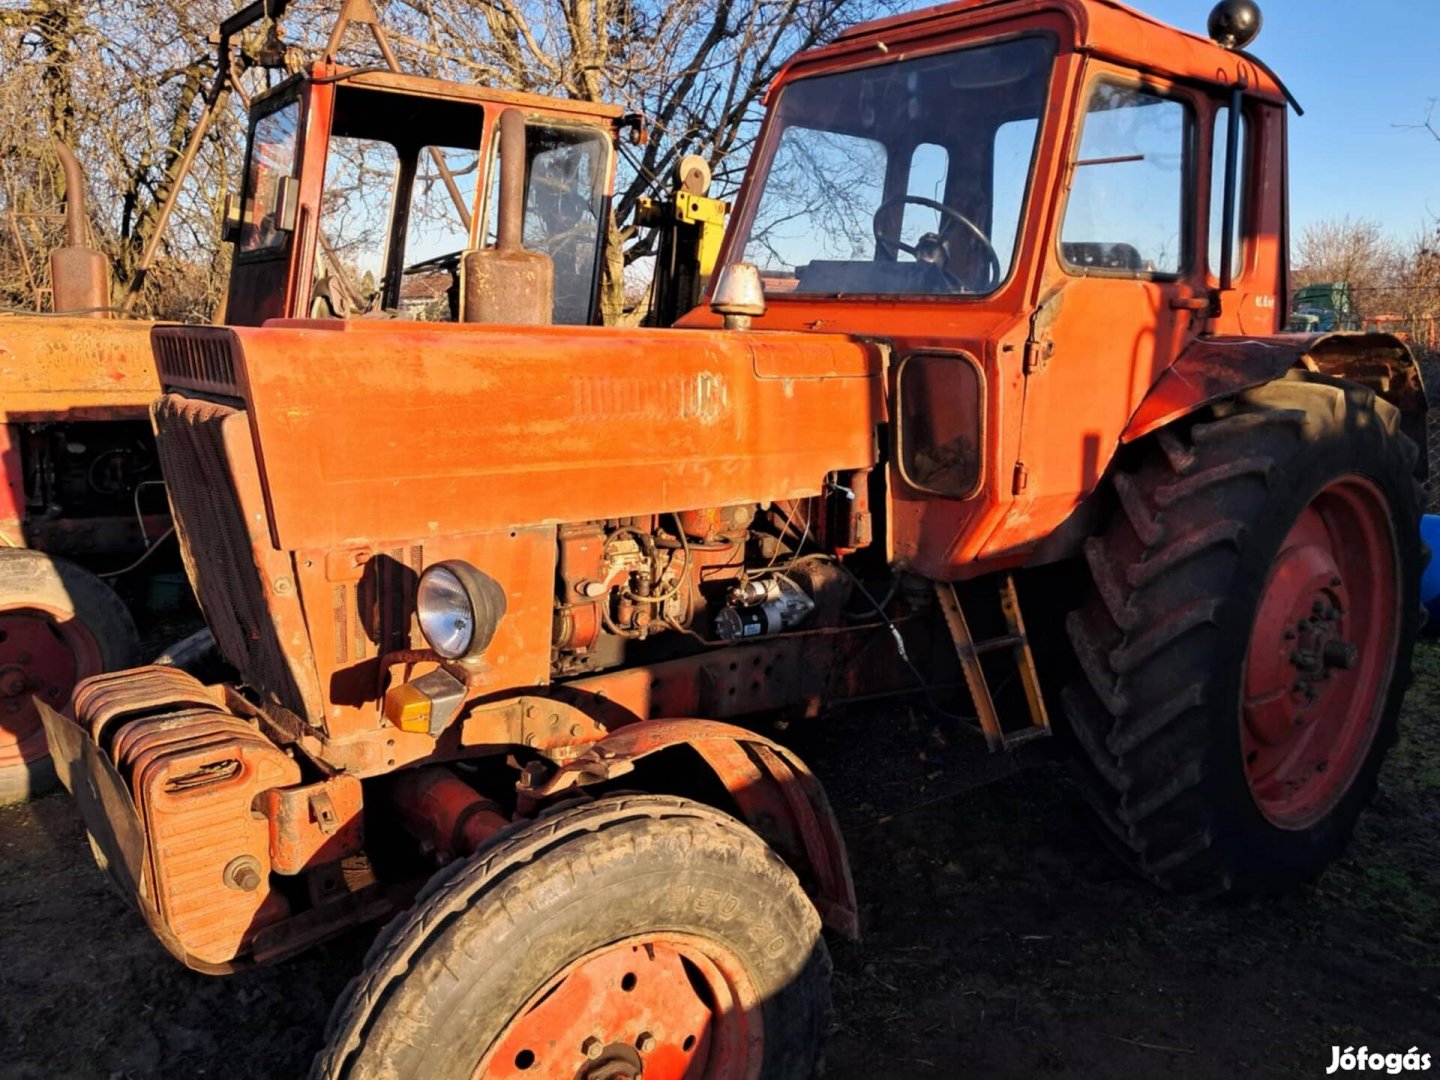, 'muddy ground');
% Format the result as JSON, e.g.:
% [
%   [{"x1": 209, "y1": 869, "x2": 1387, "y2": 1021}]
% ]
[{"x1": 2, "y1": 641, "x2": 1437, "y2": 1079}]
